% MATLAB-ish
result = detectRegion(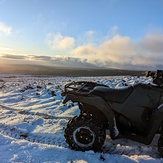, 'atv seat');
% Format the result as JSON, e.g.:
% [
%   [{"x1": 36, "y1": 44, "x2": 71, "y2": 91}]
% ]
[{"x1": 91, "y1": 86, "x2": 133, "y2": 103}]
